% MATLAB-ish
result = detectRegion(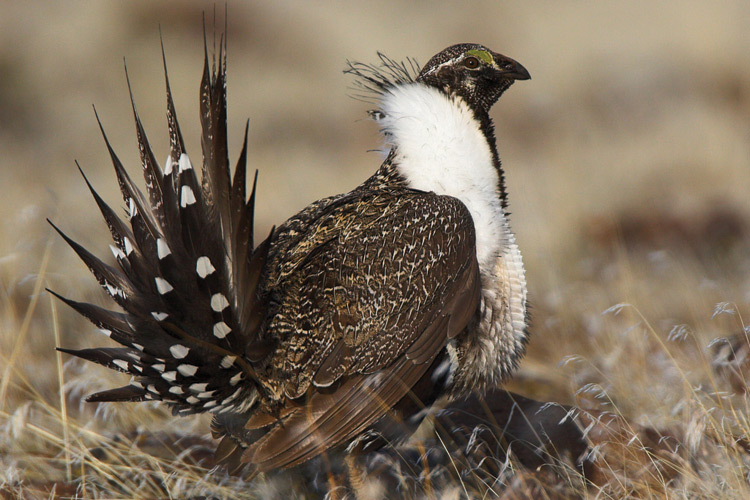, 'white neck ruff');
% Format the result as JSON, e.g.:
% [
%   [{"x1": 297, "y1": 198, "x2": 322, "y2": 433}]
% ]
[{"x1": 376, "y1": 83, "x2": 506, "y2": 272}]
